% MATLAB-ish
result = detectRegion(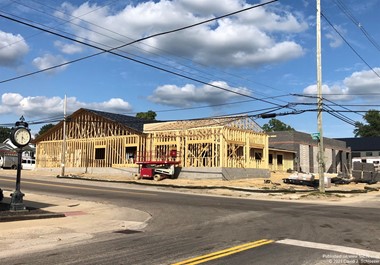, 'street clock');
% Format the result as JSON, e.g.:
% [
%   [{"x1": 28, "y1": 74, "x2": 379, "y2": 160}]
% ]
[{"x1": 10, "y1": 116, "x2": 31, "y2": 148}]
